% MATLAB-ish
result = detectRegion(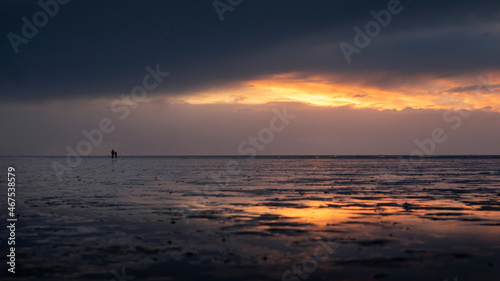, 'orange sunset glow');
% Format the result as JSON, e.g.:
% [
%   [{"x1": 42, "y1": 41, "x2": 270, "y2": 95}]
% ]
[
  {"x1": 3, "y1": 1, "x2": 500, "y2": 280},
  {"x1": 174, "y1": 73, "x2": 500, "y2": 111}
]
